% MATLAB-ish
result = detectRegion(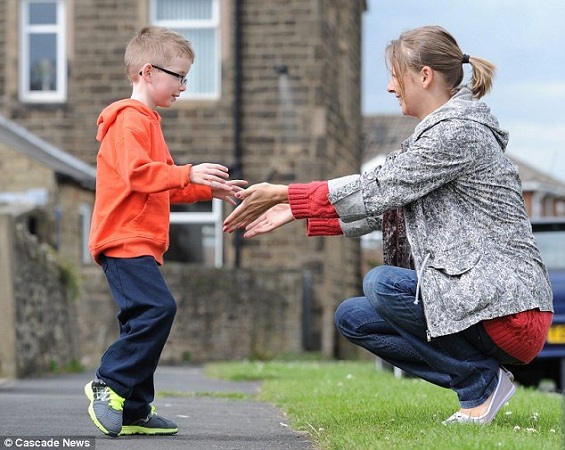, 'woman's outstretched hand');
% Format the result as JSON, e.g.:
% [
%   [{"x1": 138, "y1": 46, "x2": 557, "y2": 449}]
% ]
[
  {"x1": 211, "y1": 179, "x2": 249, "y2": 206},
  {"x1": 242, "y1": 204, "x2": 295, "y2": 238},
  {"x1": 223, "y1": 182, "x2": 289, "y2": 232}
]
